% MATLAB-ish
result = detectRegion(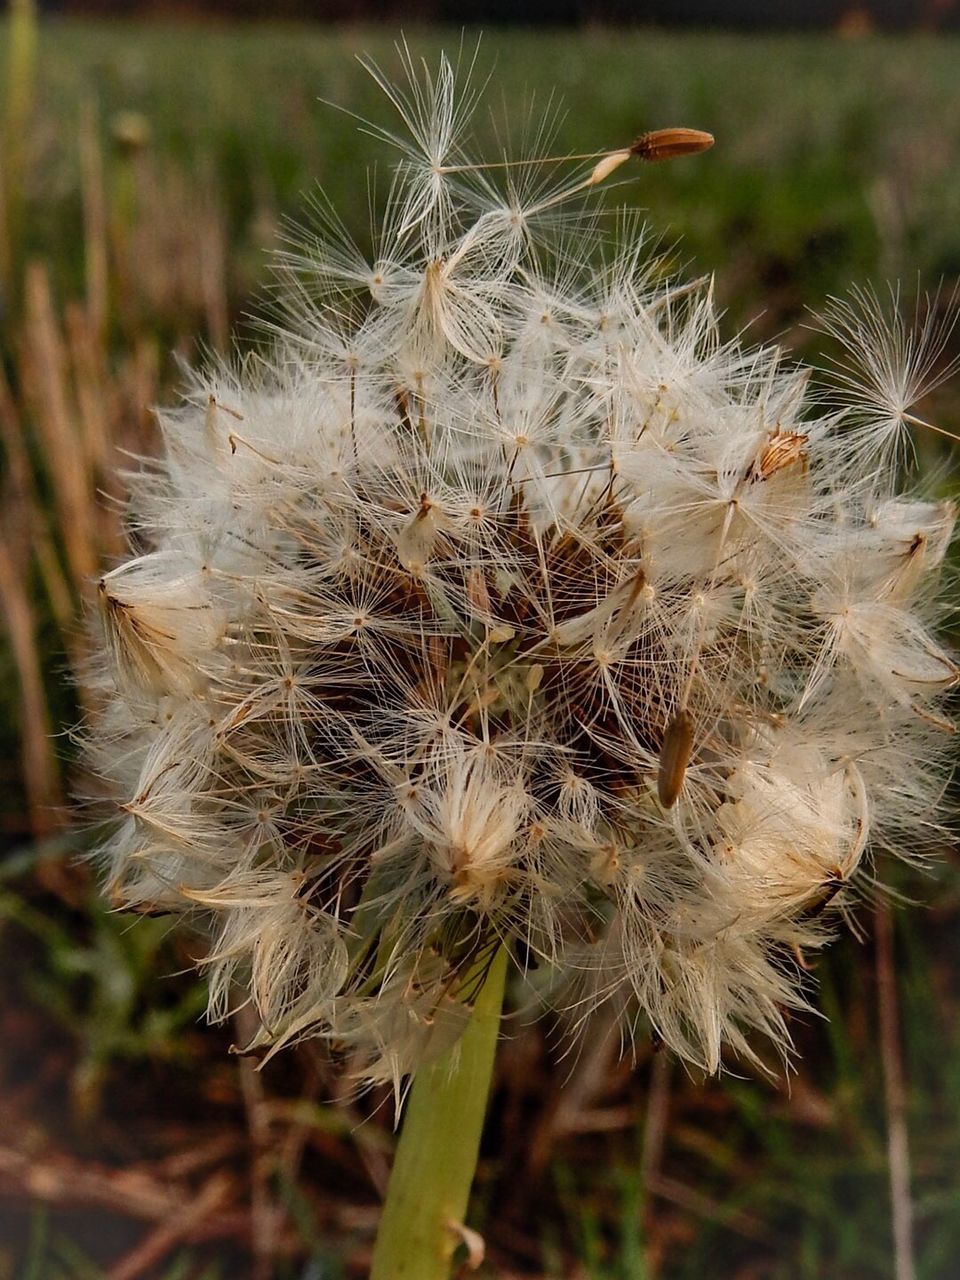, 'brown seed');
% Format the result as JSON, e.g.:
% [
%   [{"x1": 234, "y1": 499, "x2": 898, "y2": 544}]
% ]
[
  {"x1": 466, "y1": 566, "x2": 491, "y2": 618},
  {"x1": 631, "y1": 128, "x2": 715, "y2": 163},
  {"x1": 394, "y1": 386, "x2": 413, "y2": 432},
  {"x1": 801, "y1": 870, "x2": 845, "y2": 919},
  {"x1": 657, "y1": 709, "x2": 695, "y2": 808},
  {"x1": 756, "y1": 430, "x2": 809, "y2": 480}
]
